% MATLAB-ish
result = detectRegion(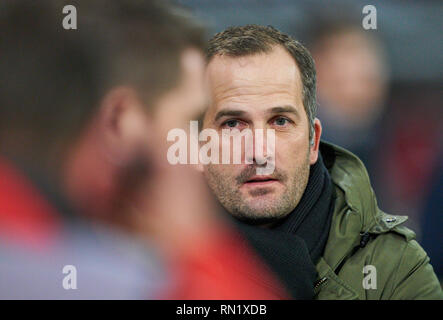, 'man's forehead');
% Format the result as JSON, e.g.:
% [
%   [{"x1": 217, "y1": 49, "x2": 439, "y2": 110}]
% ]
[
  {"x1": 204, "y1": 47, "x2": 304, "y2": 116},
  {"x1": 207, "y1": 47, "x2": 300, "y2": 83}
]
